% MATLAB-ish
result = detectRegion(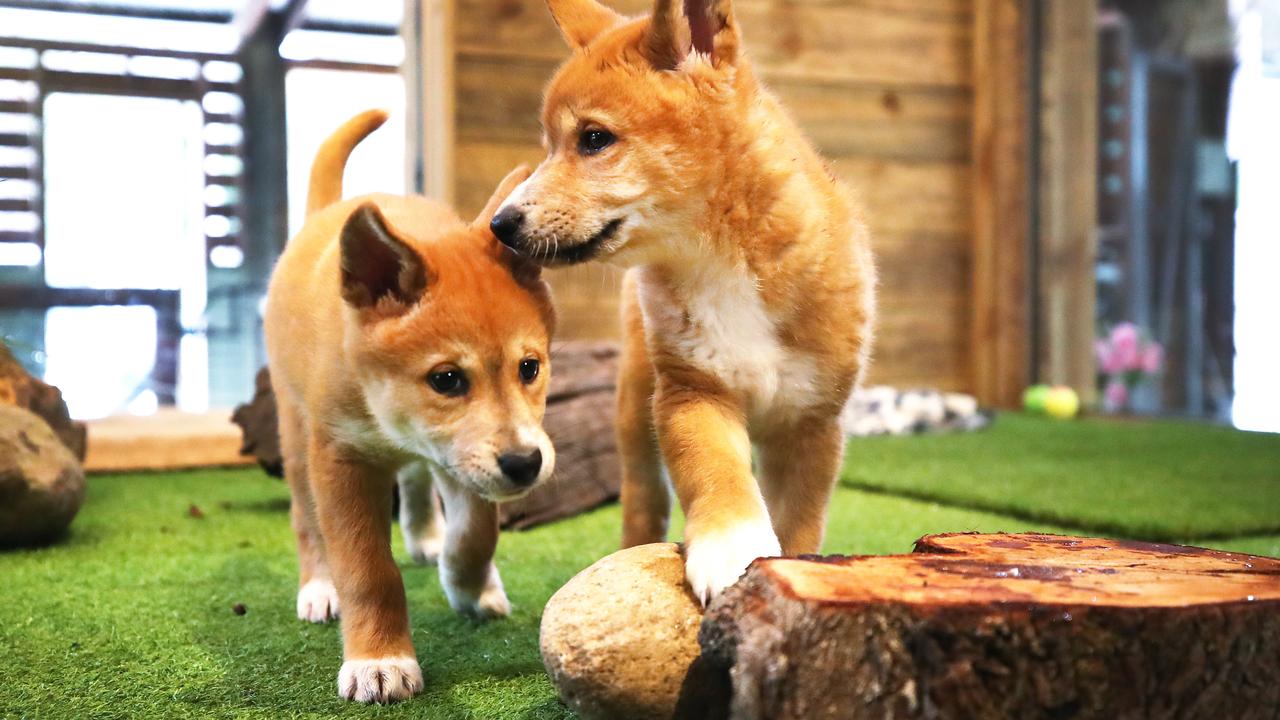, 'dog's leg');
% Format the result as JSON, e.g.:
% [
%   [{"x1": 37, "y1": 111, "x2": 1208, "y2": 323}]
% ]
[
  {"x1": 397, "y1": 461, "x2": 446, "y2": 565},
  {"x1": 280, "y1": 398, "x2": 339, "y2": 623},
  {"x1": 308, "y1": 436, "x2": 422, "y2": 704},
  {"x1": 654, "y1": 380, "x2": 780, "y2": 604},
  {"x1": 618, "y1": 275, "x2": 669, "y2": 548},
  {"x1": 758, "y1": 417, "x2": 845, "y2": 555},
  {"x1": 433, "y1": 468, "x2": 510, "y2": 621}
]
